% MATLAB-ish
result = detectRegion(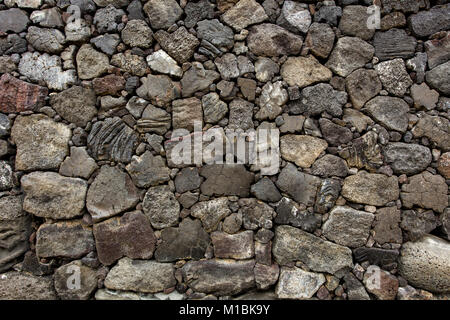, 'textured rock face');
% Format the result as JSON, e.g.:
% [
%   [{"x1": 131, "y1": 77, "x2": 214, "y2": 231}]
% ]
[
  {"x1": 11, "y1": 114, "x2": 71, "y2": 171},
  {"x1": 1, "y1": 0, "x2": 449, "y2": 301},
  {"x1": 104, "y1": 257, "x2": 176, "y2": 293},
  {"x1": 21, "y1": 172, "x2": 88, "y2": 219},
  {"x1": 399, "y1": 235, "x2": 450, "y2": 293},
  {"x1": 181, "y1": 259, "x2": 255, "y2": 295}
]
